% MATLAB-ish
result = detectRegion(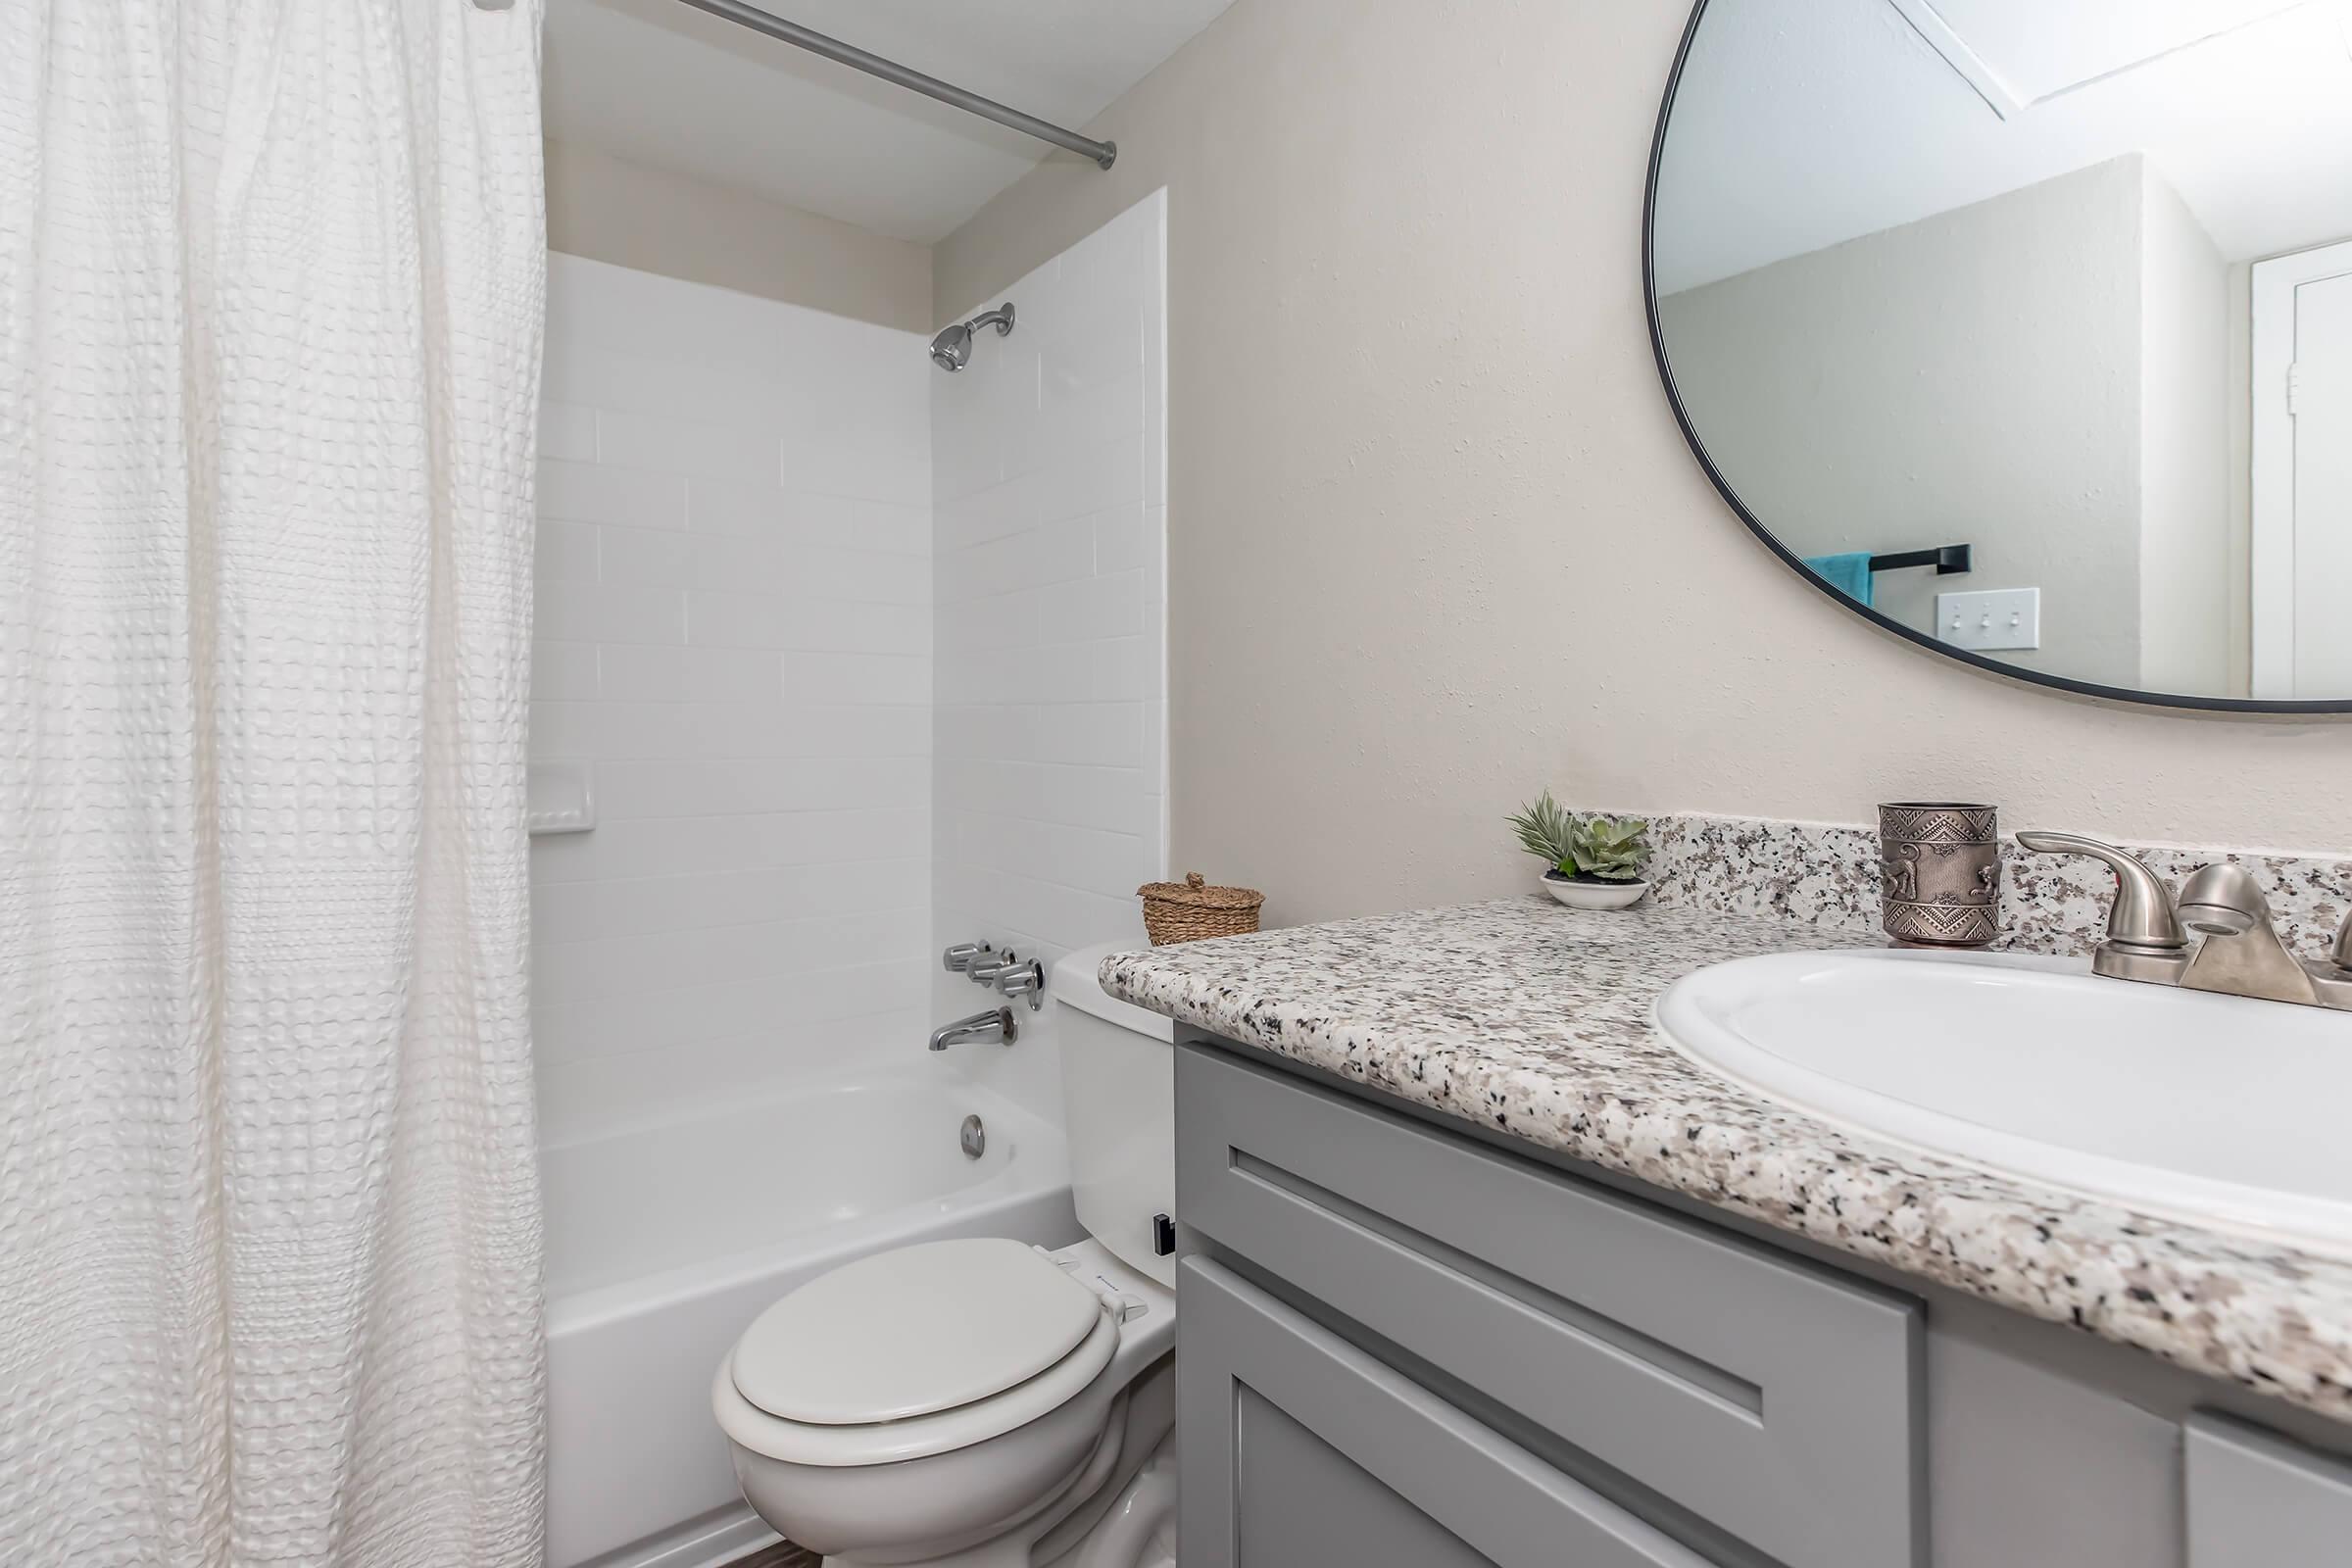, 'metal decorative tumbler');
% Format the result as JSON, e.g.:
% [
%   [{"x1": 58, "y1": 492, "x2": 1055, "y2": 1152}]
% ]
[{"x1": 1878, "y1": 802, "x2": 2000, "y2": 949}]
